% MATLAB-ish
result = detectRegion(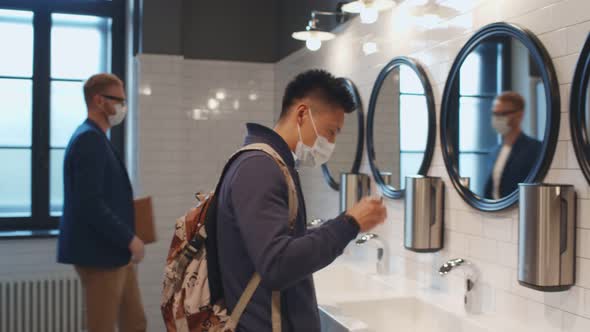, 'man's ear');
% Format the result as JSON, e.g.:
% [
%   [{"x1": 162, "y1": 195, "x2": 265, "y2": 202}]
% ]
[
  {"x1": 92, "y1": 94, "x2": 102, "y2": 108},
  {"x1": 294, "y1": 104, "x2": 308, "y2": 126}
]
